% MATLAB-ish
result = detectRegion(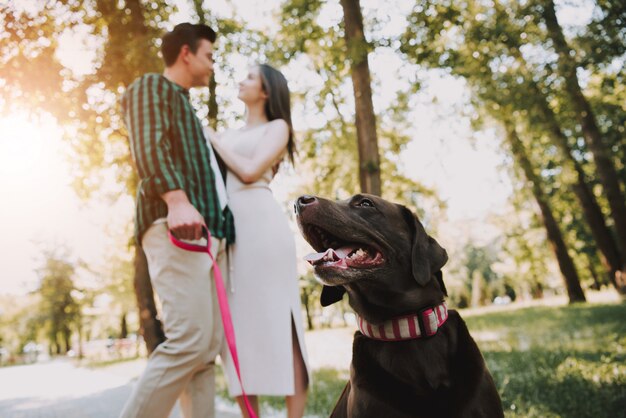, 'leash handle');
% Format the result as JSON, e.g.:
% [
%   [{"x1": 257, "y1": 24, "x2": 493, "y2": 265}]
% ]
[{"x1": 168, "y1": 228, "x2": 257, "y2": 418}]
